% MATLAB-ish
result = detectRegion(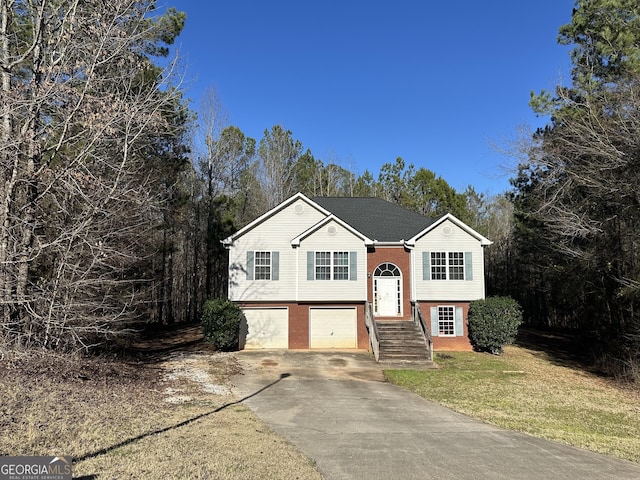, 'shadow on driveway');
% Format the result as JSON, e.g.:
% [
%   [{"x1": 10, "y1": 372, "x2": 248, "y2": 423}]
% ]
[{"x1": 232, "y1": 350, "x2": 640, "y2": 480}]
